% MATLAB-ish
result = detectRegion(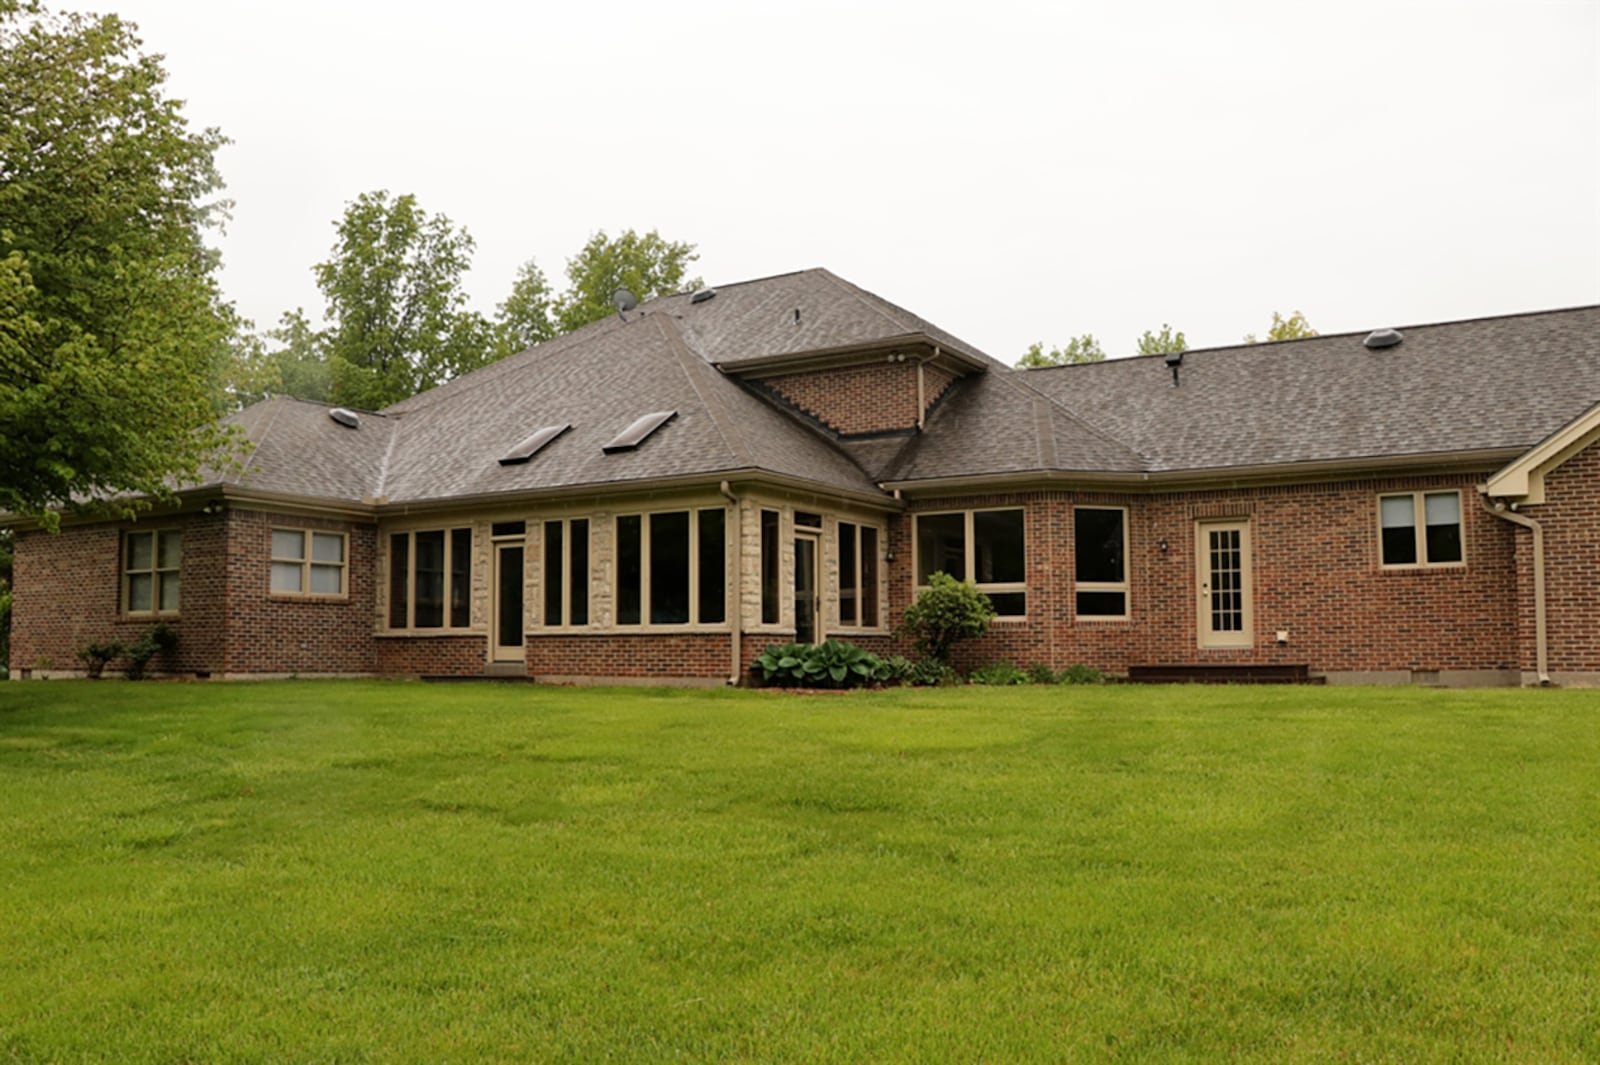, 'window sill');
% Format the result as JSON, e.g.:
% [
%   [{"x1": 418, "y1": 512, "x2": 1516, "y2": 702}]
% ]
[
  {"x1": 376, "y1": 629, "x2": 484, "y2": 638},
  {"x1": 1379, "y1": 562, "x2": 1467, "y2": 573},
  {"x1": 269, "y1": 593, "x2": 349, "y2": 603}
]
